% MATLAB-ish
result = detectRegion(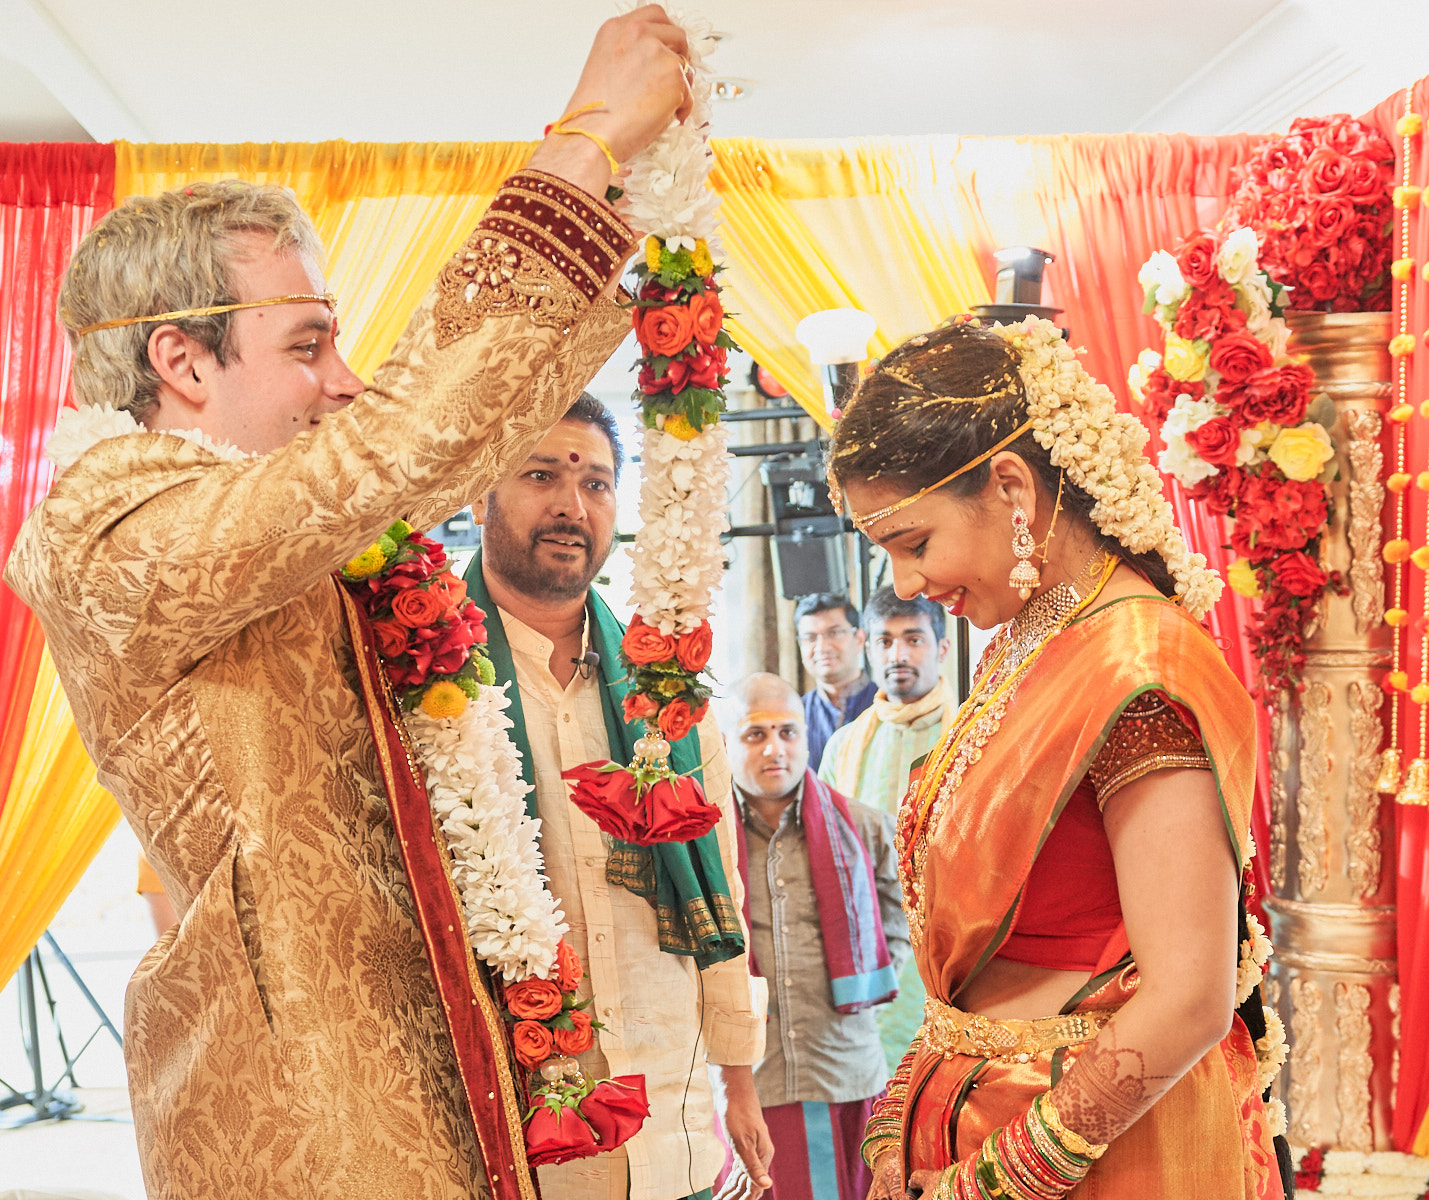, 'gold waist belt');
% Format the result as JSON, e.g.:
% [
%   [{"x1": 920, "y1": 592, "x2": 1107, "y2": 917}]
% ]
[{"x1": 923, "y1": 996, "x2": 1116, "y2": 1063}]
